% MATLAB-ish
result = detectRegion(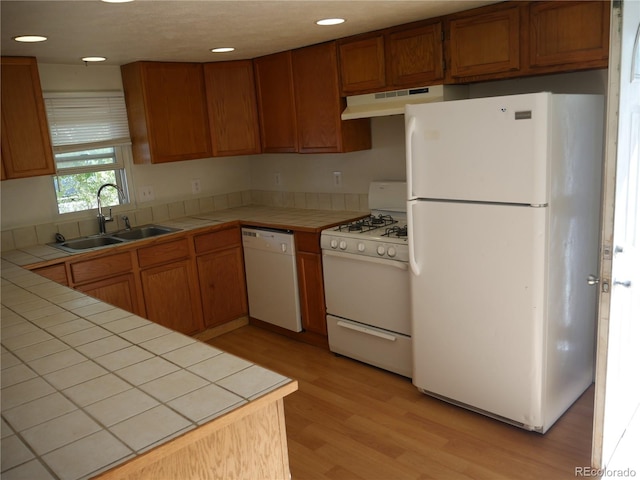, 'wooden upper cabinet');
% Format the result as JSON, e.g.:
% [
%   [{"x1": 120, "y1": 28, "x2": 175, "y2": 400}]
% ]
[
  {"x1": 446, "y1": 4, "x2": 521, "y2": 81},
  {"x1": 527, "y1": 1, "x2": 610, "y2": 71},
  {"x1": 338, "y1": 35, "x2": 386, "y2": 95},
  {"x1": 387, "y1": 21, "x2": 444, "y2": 88},
  {"x1": 292, "y1": 42, "x2": 371, "y2": 153},
  {"x1": 121, "y1": 62, "x2": 212, "y2": 164},
  {"x1": 338, "y1": 20, "x2": 445, "y2": 96},
  {"x1": 203, "y1": 61, "x2": 261, "y2": 157},
  {"x1": 254, "y1": 51, "x2": 298, "y2": 153},
  {"x1": 1, "y1": 57, "x2": 55, "y2": 180}
]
